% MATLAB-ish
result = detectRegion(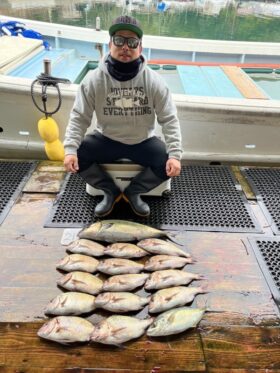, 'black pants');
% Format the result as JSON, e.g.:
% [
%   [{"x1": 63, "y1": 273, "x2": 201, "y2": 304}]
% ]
[{"x1": 77, "y1": 132, "x2": 169, "y2": 180}]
